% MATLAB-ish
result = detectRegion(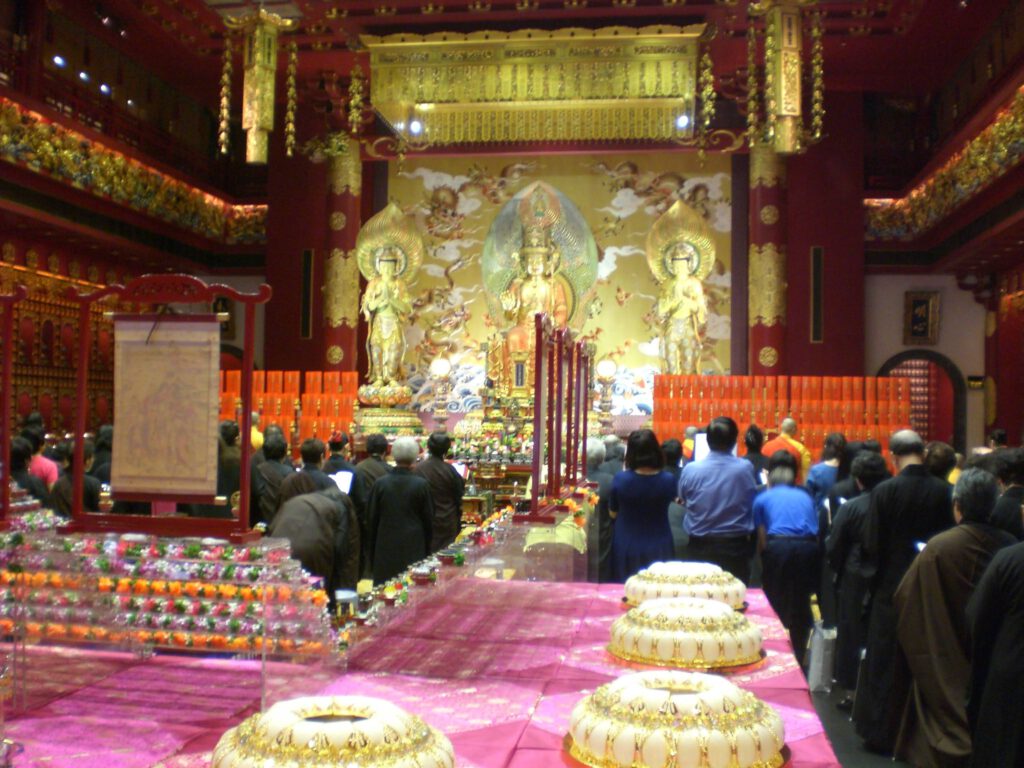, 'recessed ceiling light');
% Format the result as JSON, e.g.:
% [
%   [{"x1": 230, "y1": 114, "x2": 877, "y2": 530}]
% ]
[
  {"x1": 675, "y1": 114, "x2": 690, "y2": 130},
  {"x1": 79, "y1": 71, "x2": 90, "y2": 82},
  {"x1": 99, "y1": 83, "x2": 111, "y2": 95},
  {"x1": 52, "y1": 55, "x2": 66, "y2": 68}
]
